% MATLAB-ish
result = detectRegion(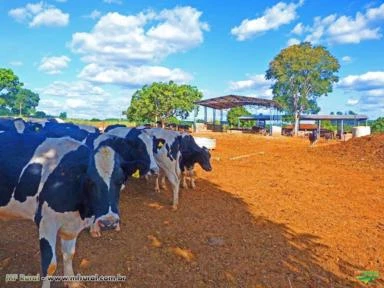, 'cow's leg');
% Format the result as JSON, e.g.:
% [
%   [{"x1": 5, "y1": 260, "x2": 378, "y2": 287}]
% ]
[
  {"x1": 188, "y1": 168, "x2": 196, "y2": 189},
  {"x1": 167, "y1": 173, "x2": 181, "y2": 210},
  {"x1": 181, "y1": 170, "x2": 188, "y2": 189},
  {"x1": 154, "y1": 175, "x2": 160, "y2": 193},
  {"x1": 62, "y1": 238, "x2": 76, "y2": 276},
  {"x1": 160, "y1": 175, "x2": 166, "y2": 189},
  {"x1": 61, "y1": 238, "x2": 82, "y2": 288},
  {"x1": 39, "y1": 223, "x2": 59, "y2": 288}
]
